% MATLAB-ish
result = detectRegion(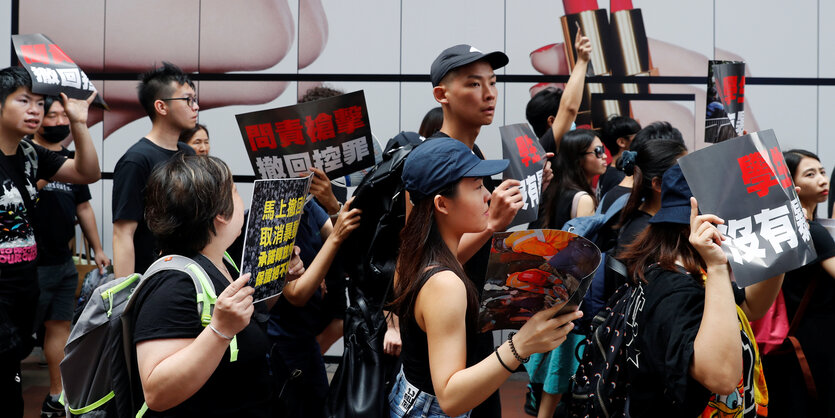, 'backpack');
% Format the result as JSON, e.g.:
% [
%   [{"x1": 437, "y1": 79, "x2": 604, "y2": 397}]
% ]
[
  {"x1": 73, "y1": 266, "x2": 116, "y2": 325},
  {"x1": 566, "y1": 281, "x2": 644, "y2": 418},
  {"x1": 60, "y1": 254, "x2": 239, "y2": 417},
  {"x1": 561, "y1": 193, "x2": 629, "y2": 327},
  {"x1": 338, "y1": 131, "x2": 420, "y2": 309}
]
